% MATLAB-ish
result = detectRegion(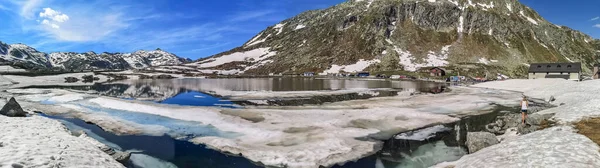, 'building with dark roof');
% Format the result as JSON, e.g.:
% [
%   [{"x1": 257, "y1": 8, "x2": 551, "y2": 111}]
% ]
[{"x1": 528, "y1": 63, "x2": 581, "y2": 81}]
